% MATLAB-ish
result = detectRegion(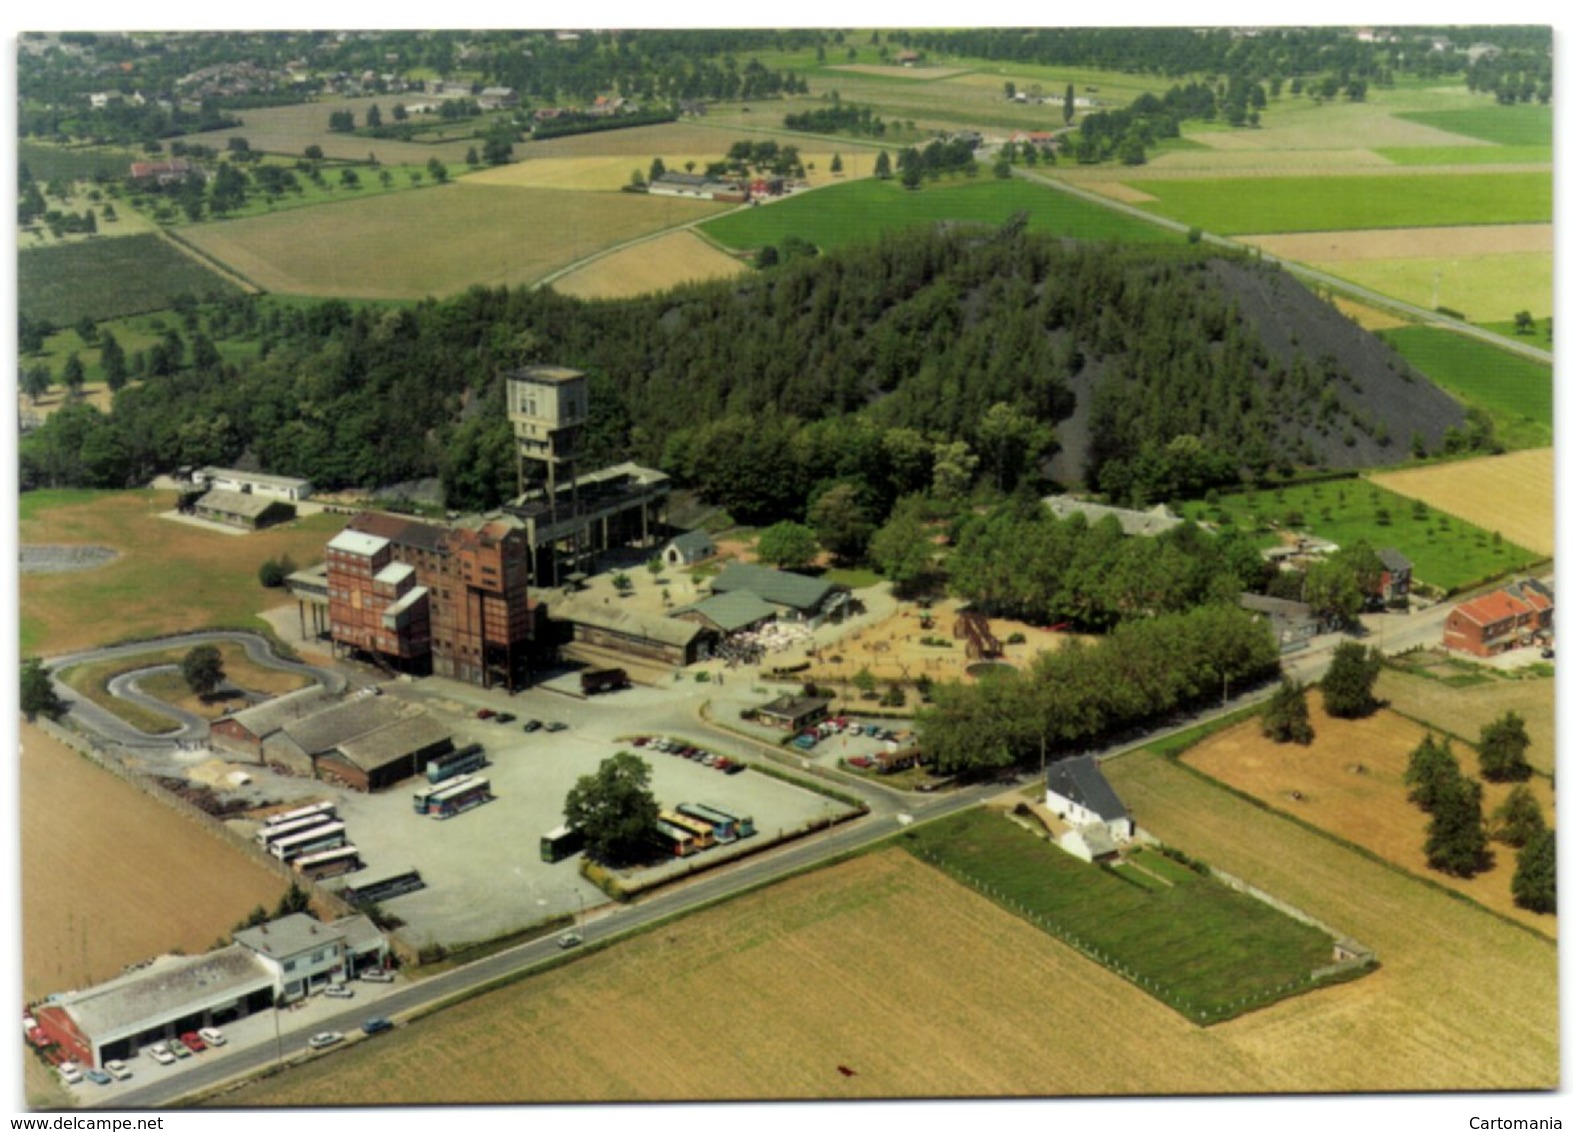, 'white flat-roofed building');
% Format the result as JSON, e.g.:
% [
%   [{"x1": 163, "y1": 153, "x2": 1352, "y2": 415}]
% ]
[{"x1": 193, "y1": 466, "x2": 314, "y2": 501}]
